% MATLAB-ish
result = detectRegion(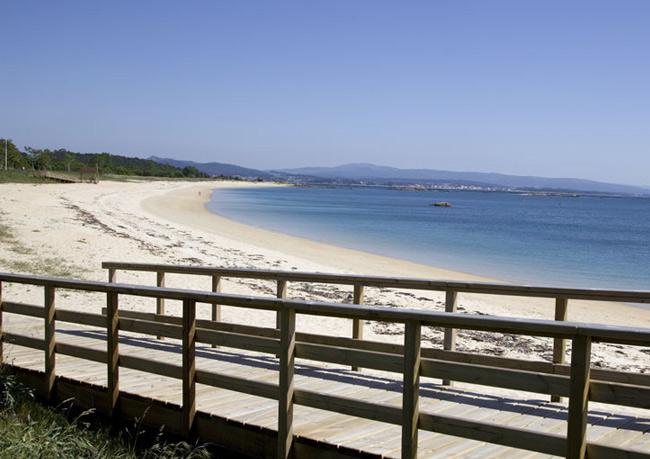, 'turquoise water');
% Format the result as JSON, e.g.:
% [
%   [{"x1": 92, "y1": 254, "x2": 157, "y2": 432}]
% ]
[{"x1": 207, "y1": 187, "x2": 650, "y2": 290}]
